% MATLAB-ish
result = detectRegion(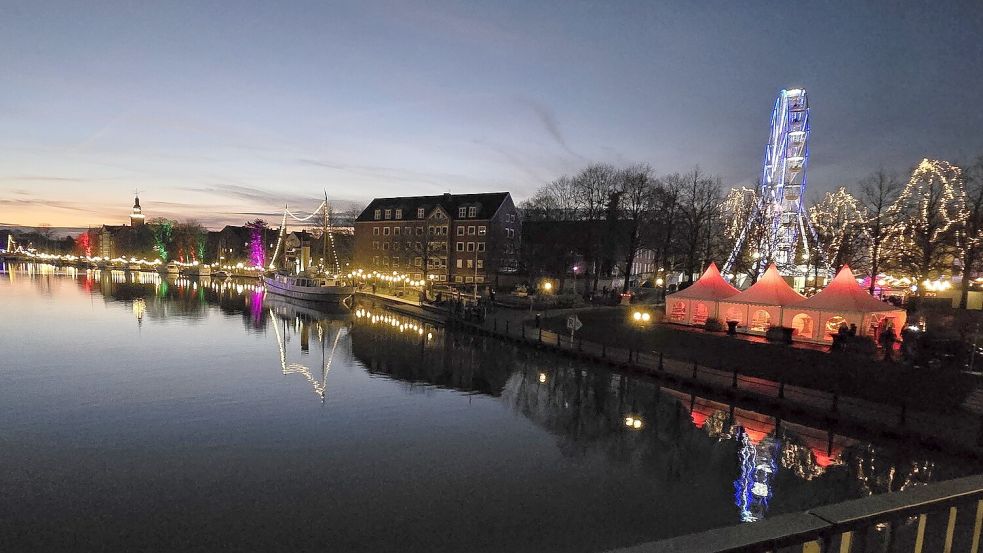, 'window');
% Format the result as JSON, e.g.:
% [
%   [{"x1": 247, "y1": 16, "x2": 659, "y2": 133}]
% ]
[
  {"x1": 441, "y1": 226, "x2": 448, "y2": 235},
  {"x1": 374, "y1": 209, "x2": 381, "y2": 220},
  {"x1": 477, "y1": 243, "x2": 485, "y2": 252},
  {"x1": 456, "y1": 259, "x2": 463, "y2": 268},
  {"x1": 466, "y1": 276, "x2": 474, "y2": 283},
  {"x1": 404, "y1": 227, "x2": 411, "y2": 235},
  {"x1": 392, "y1": 257, "x2": 399, "y2": 268},
  {"x1": 476, "y1": 276, "x2": 484, "y2": 283},
  {"x1": 373, "y1": 256, "x2": 379, "y2": 265},
  {"x1": 439, "y1": 275, "x2": 447, "y2": 282},
  {"x1": 458, "y1": 207, "x2": 467, "y2": 217},
  {"x1": 383, "y1": 227, "x2": 390, "y2": 236},
  {"x1": 457, "y1": 226, "x2": 465, "y2": 236},
  {"x1": 478, "y1": 226, "x2": 486, "y2": 236},
  {"x1": 466, "y1": 259, "x2": 473, "y2": 269},
  {"x1": 456, "y1": 242, "x2": 464, "y2": 252},
  {"x1": 428, "y1": 226, "x2": 435, "y2": 235},
  {"x1": 468, "y1": 206, "x2": 476, "y2": 217},
  {"x1": 383, "y1": 242, "x2": 390, "y2": 251},
  {"x1": 477, "y1": 260, "x2": 483, "y2": 269},
  {"x1": 384, "y1": 209, "x2": 392, "y2": 219},
  {"x1": 415, "y1": 257, "x2": 422, "y2": 267},
  {"x1": 373, "y1": 227, "x2": 379, "y2": 236},
  {"x1": 468, "y1": 226, "x2": 475, "y2": 235},
  {"x1": 394, "y1": 227, "x2": 400, "y2": 236},
  {"x1": 395, "y1": 209, "x2": 402, "y2": 219},
  {"x1": 467, "y1": 242, "x2": 475, "y2": 252},
  {"x1": 416, "y1": 227, "x2": 422, "y2": 236},
  {"x1": 416, "y1": 242, "x2": 422, "y2": 250},
  {"x1": 383, "y1": 257, "x2": 389, "y2": 266},
  {"x1": 372, "y1": 241, "x2": 379, "y2": 250},
  {"x1": 393, "y1": 242, "x2": 400, "y2": 251},
  {"x1": 417, "y1": 208, "x2": 425, "y2": 218},
  {"x1": 455, "y1": 276, "x2": 463, "y2": 283}
]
